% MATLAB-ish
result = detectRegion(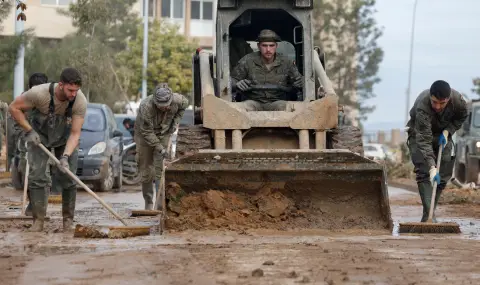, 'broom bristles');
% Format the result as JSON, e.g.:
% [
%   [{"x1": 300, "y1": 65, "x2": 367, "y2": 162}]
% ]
[
  {"x1": 48, "y1": 195, "x2": 62, "y2": 204},
  {"x1": 398, "y1": 222, "x2": 461, "y2": 234}
]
